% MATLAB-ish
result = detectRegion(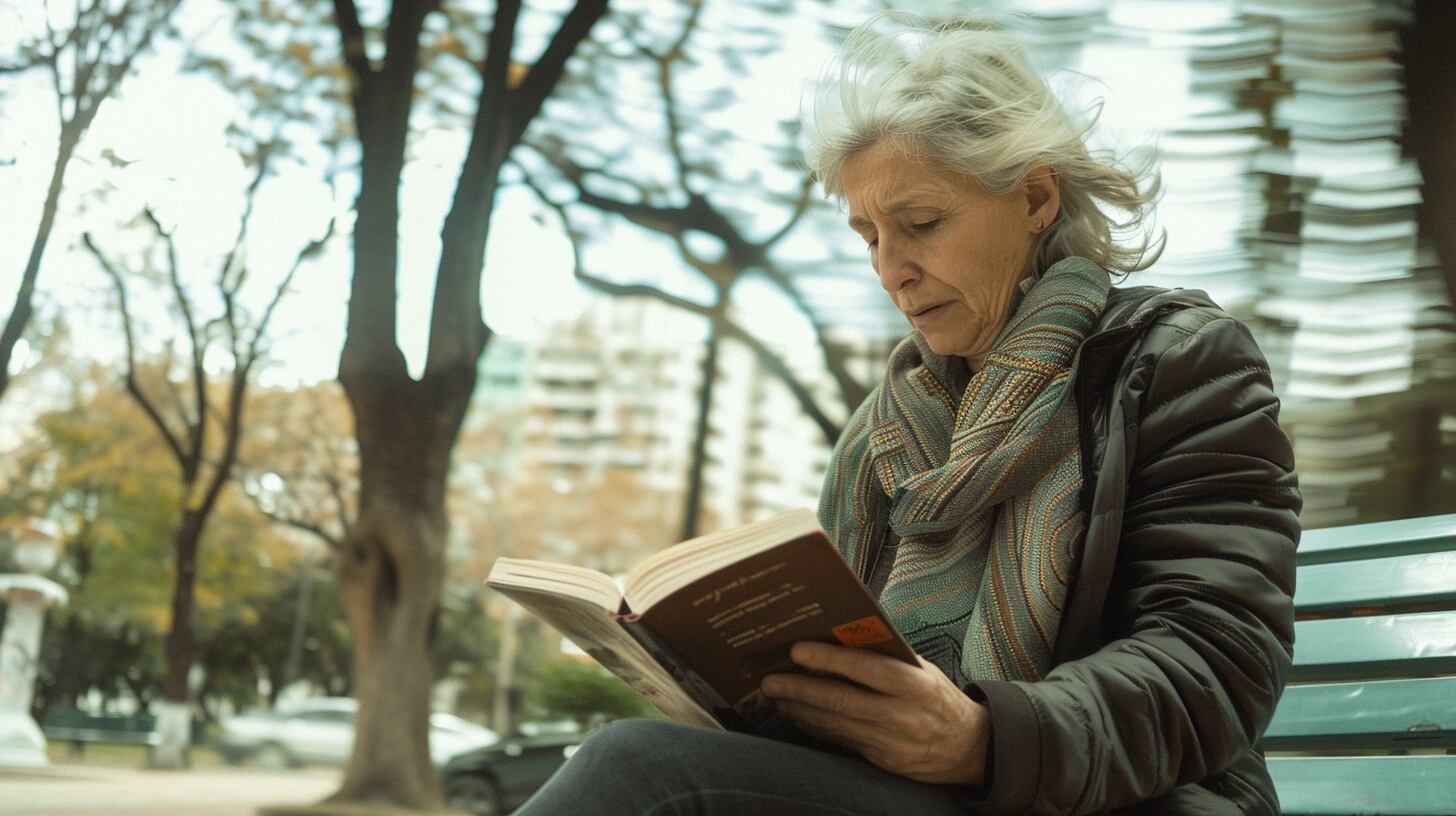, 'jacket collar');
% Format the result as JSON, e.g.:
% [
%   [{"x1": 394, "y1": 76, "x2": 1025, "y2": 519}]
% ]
[{"x1": 1096, "y1": 285, "x2": 1219, "y2": 336}]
